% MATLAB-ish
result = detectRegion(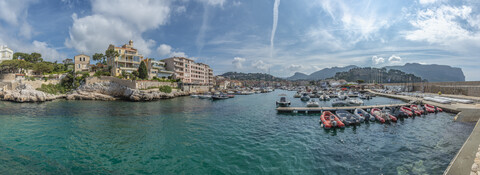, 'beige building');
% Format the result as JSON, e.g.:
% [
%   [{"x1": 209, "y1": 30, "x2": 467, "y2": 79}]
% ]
[
  {"x1": 74, "y1": 54, "x2": 90, "y2": 72},
  {"x1": 107, "y1": 40, "x2": 144, "y2": 76},
  {"x1": 162, "y1": 57, "x2": 213, "y2": 85},
  {"x1": 144, "y1": 59, "x2": 174, "y2": 79}
]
